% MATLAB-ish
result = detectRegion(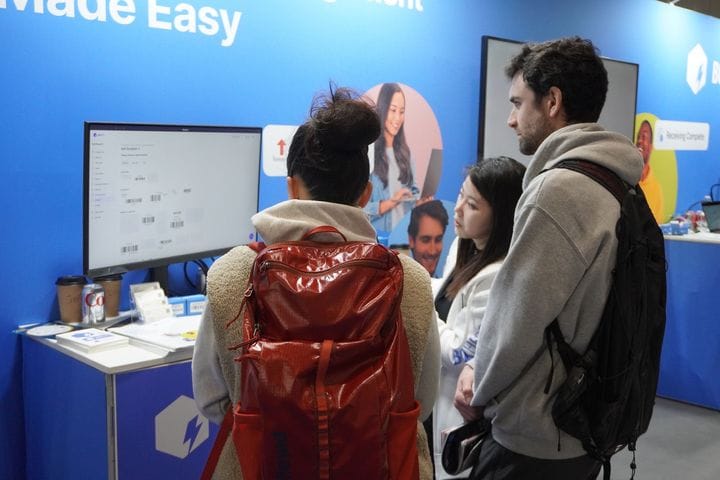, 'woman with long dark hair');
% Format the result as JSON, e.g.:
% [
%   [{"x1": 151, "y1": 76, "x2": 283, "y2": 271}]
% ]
[
  {"x1": 366, "y1": 82, "x2": 420, "y2": 233},
  {"x1": 432, "y1": 156, "x2": 525, "y2": 479}
]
